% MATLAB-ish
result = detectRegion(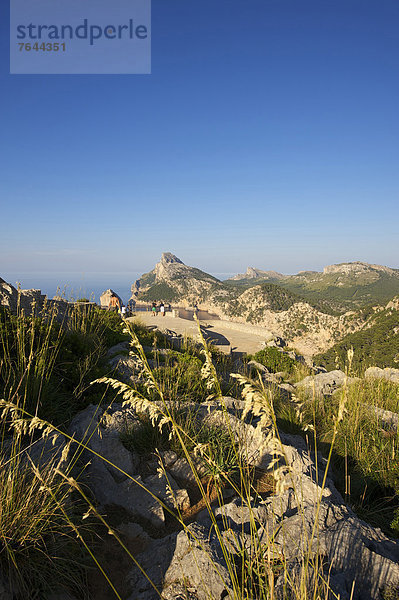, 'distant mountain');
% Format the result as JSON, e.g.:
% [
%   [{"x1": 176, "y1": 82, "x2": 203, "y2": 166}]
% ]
[
  {"x1": 227, "y1": 267, "x2": 284, "y2": 282},
  {"x1": 280, "y1": 261, "x2": 399, "y2": 311},
  {"x1": 227, "y1": 261, "x2": 399, "y2": 312},
  {"x1": 131, "y1": 255, "x2": 399, "y2": 357}
]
